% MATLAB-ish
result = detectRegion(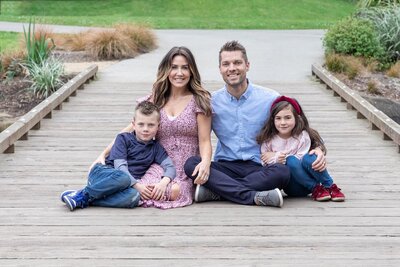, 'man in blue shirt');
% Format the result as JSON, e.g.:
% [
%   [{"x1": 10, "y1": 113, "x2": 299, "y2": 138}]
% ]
[
  {"x1": 61, "y1": 101, "x2": 176, "y2": 211},
  {"x1": 185, "y1": 41, "x2": 326, "y2": 207}
]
